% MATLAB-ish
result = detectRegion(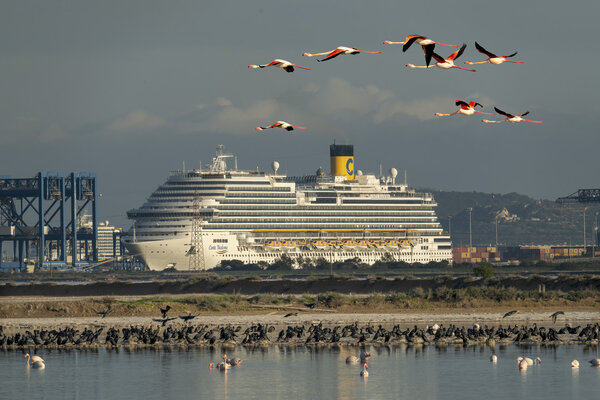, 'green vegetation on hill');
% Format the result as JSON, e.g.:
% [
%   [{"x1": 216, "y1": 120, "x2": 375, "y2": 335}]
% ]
[{"x1": 424, "y1": 189, "x2": 600, "y2": 246}]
